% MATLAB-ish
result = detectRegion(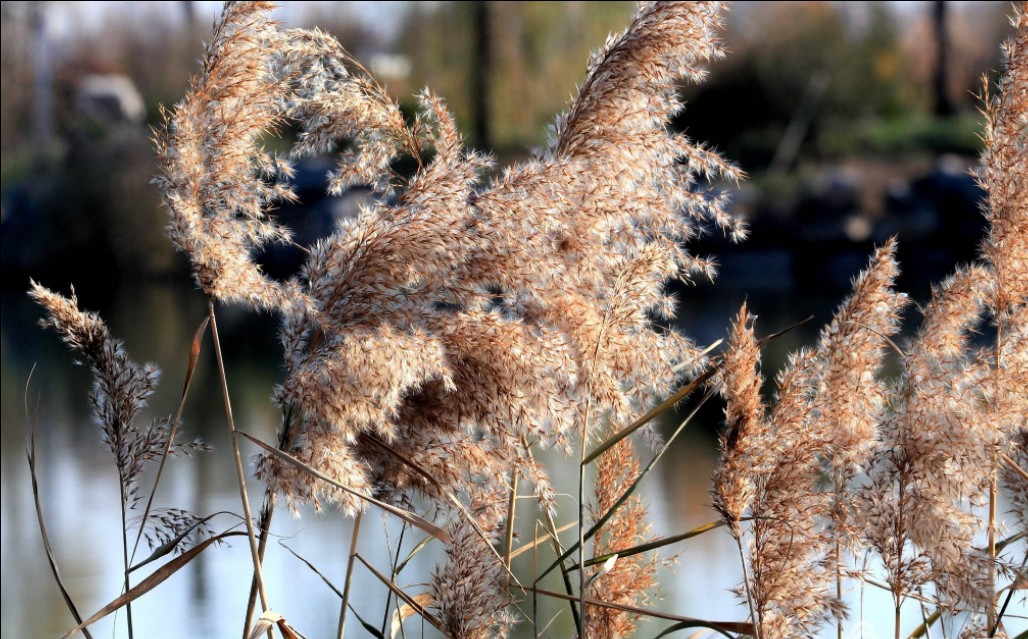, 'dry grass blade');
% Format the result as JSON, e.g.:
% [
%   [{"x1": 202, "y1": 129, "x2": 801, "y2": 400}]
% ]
[
  {"x1": 363, "y1": 433, "x2": 523, "y2": 589},
  {"x1": 509, "y1": 522, "x2": 578, "y2": 561},
  {"x1": 503, "y1": 472, "x2": 519, "y2": 593},
  {"x1": 347, "y1": 605, "x2": 386, "y2": 639},
  {"x1": 652, "y1": 621, "x2": 740, "y2": 639},
  {"x1": 395, "y1": 535, "x2": 432, "y2": 575},
  {"x1": 584, "y1": 318, "x2": 808, "y2": 466},
  {"x1": 583, "y1": 368, "x2": 715, "y2": 466},
  {"x1": 248, "y1": 611, "x2": 308, "y2": 639},
  {"x1": 58, "y1": 532, "x2": 246, "y2": 639},
  {"x1": 1002, "y1": 453, "x2": 1028, "y2": 482},
  {"x1": 25, "y1": 370, "x2": 96, "y2": 639},
  {"x1": 355, "y1": 554, "x2": 445, "y2": 634},
  {"x1": 278, "y1": 542, "x2": 344, "y2": 598},
  {"x1": 130, "y1": 316, "x2": 209, "y2": 564},
  {"x1": 570, "y1": 519, "x2": 729, "y2": 571},
  {"x1": 390, "y1": 593, "x2": 434, "y2": 639},
  {"x1": 532, "y1": 588, "x2": 753, "y2": 635},
  {"x1": 240, "y1": 432, "x2": 452, "y2": 543},
  {"x1": 180, "y1": 316, "x2": 209, "y2": 405}
]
